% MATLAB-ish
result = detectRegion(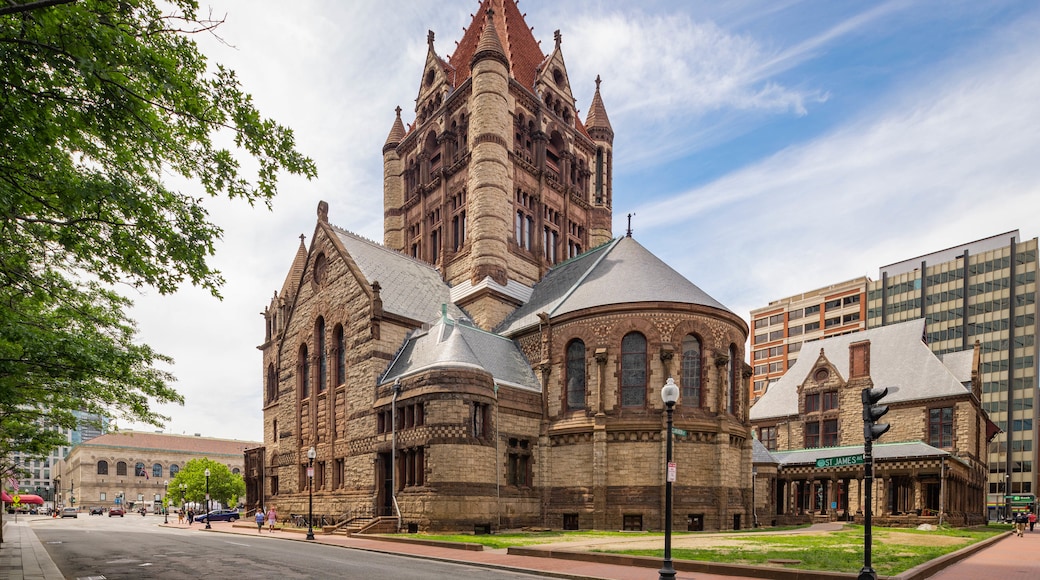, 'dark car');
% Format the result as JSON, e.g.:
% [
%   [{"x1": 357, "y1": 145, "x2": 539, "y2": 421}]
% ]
[
  {"x1": 109, "y1": 508, "x2": 125, "y2": 517},
  {"x1": 194, "y1": 508, "x2": 240, "y2": 523},
  {"x1": 89, "y1": 507, "x2": 104, "y2": 515}
]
